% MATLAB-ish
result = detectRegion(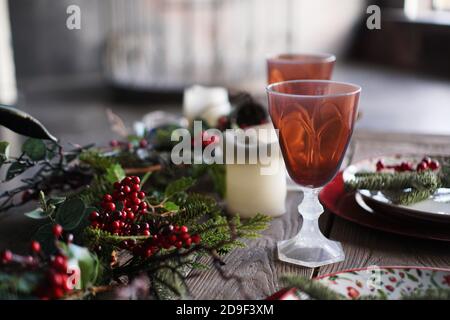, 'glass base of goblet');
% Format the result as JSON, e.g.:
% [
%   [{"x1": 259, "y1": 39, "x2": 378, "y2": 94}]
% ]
[
  {"x1": 277, "y1": 187, "x2": 345, "y2": 268},
  {"x1": 277, "y1": 236, "x2": 345, "y2": 268}
]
